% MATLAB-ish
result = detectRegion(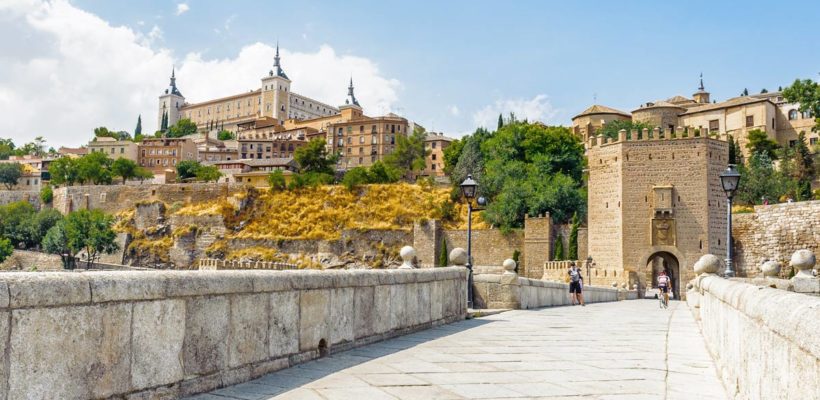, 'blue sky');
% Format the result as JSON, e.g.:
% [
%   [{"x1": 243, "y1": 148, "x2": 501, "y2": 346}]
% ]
[{"x1": 3, "y1": 0, "x2": 820, "y2": 146}]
